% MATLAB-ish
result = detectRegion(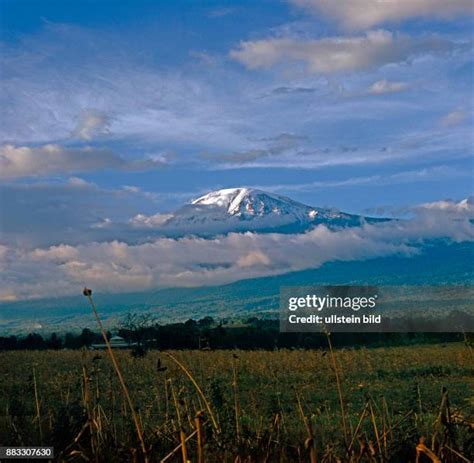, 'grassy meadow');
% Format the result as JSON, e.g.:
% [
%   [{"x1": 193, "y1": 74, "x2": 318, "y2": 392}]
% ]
[{"x1": 0, "y1": 343, "x2": 473, "y2": 462}]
